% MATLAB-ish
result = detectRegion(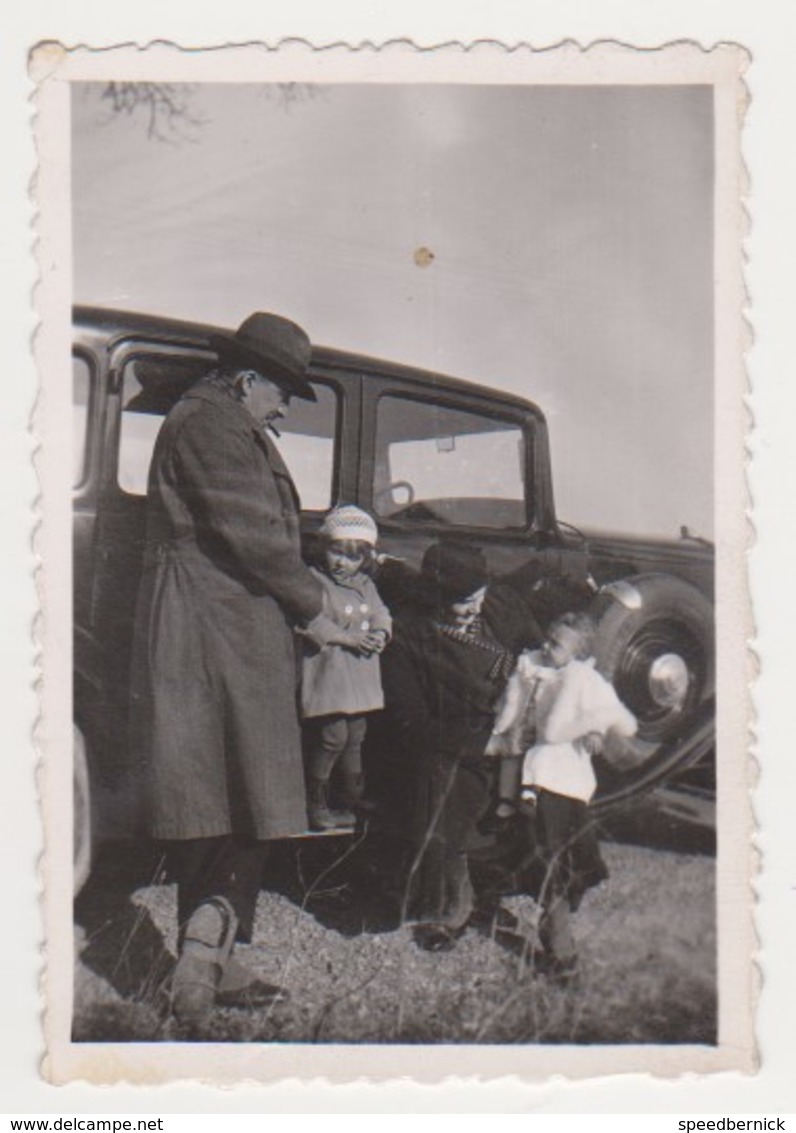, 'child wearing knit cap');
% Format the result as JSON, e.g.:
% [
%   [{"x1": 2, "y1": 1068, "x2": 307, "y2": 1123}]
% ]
[{"x1": 300, "y1": 505, "x2": 392, "y2": 830}]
